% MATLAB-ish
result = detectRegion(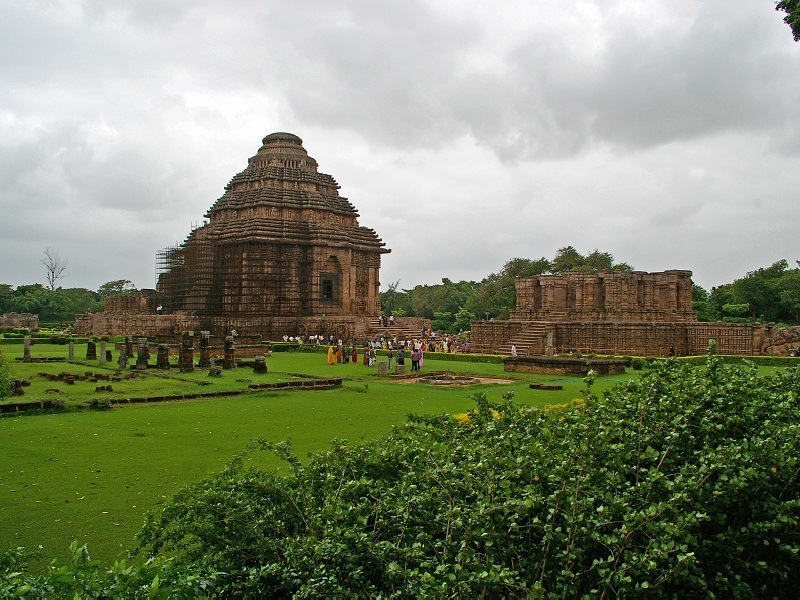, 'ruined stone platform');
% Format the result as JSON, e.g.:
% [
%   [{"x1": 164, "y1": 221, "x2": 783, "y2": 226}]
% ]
[{"x1": 504, "y1": 356, "x2": 626, "y2": 376}]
